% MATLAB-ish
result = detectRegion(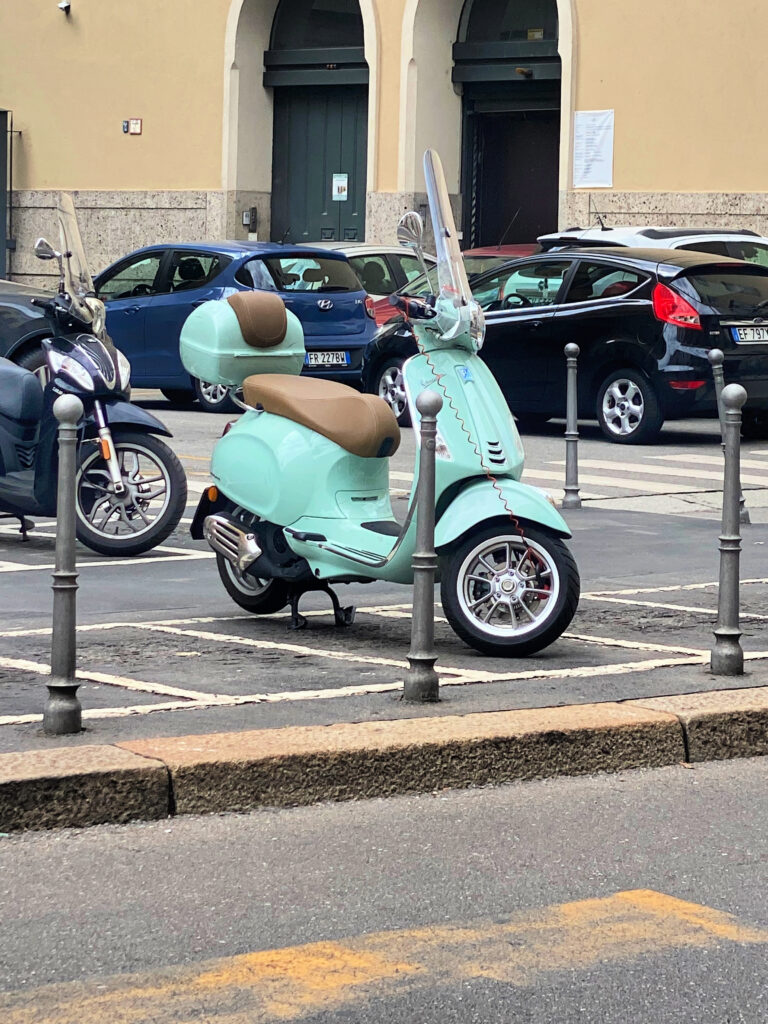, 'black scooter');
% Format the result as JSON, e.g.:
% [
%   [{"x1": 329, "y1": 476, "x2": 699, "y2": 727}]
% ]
[{"x1": 0, "y1": 194, "x2": 187, "y2": 556}]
